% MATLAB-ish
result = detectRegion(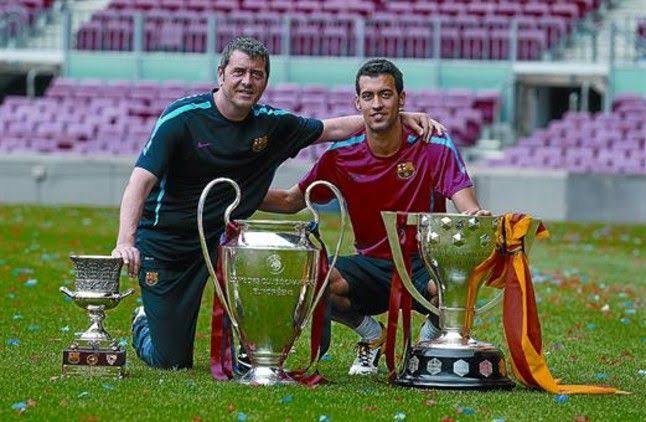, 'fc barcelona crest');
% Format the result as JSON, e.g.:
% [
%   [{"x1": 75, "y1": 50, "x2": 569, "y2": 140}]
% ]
[
  {"x1": 145, "y1": 271, "x2": 159, "y2": 286},
  {"x1": 396, "y1": 161, "x2": 415, "y2": 179},
  {"x1": 106, "y1": 354, "x2": 118, "y2": 366},
  {"x1": 68, "y1": 351, "x2": 80, "y2": 364},
  {"x1": 251, "y1": 135, "x2": 269, "y2": 152},
  {"x1": 86, "y1": 353, "x2": 99, "y2": 366}
]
